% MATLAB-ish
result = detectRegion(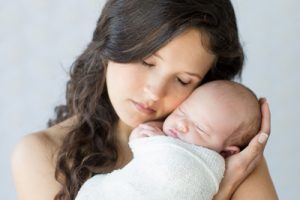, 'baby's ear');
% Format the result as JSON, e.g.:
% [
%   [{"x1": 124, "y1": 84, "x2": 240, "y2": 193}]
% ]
[{"x1": 220, "y1": 146, "x2": 240, "y2": 158}]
